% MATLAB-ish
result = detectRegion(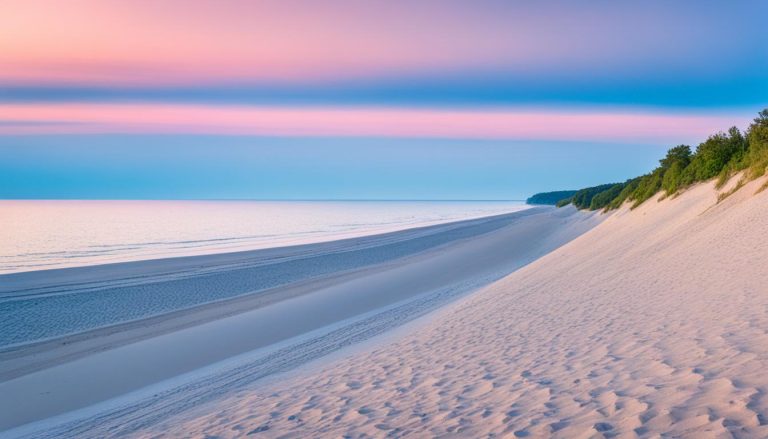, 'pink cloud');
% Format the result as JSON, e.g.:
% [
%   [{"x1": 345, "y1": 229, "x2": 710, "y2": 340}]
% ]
[
  {"x1": 0, "y1": 103, "x2": 745, "y2": 143},
  {"x1": 0, "y1": 1, "x2": 721, "y2": 86}
]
